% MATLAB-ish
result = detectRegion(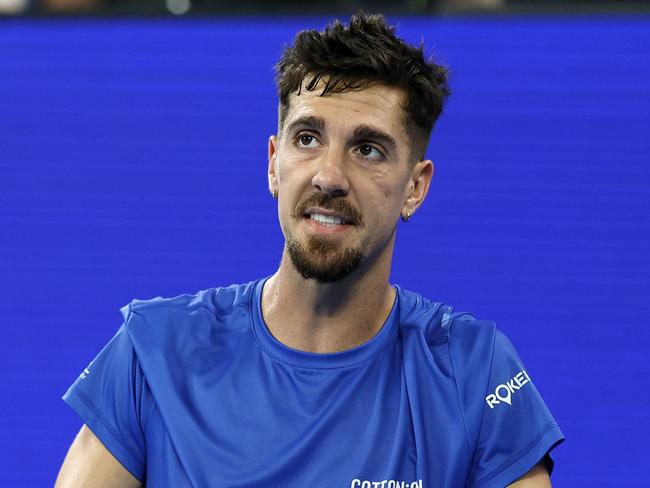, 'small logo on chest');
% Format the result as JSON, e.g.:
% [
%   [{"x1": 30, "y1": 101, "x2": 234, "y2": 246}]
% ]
[{"x1": 350, "y1": 479, "x2": 423, "y2": 488}]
